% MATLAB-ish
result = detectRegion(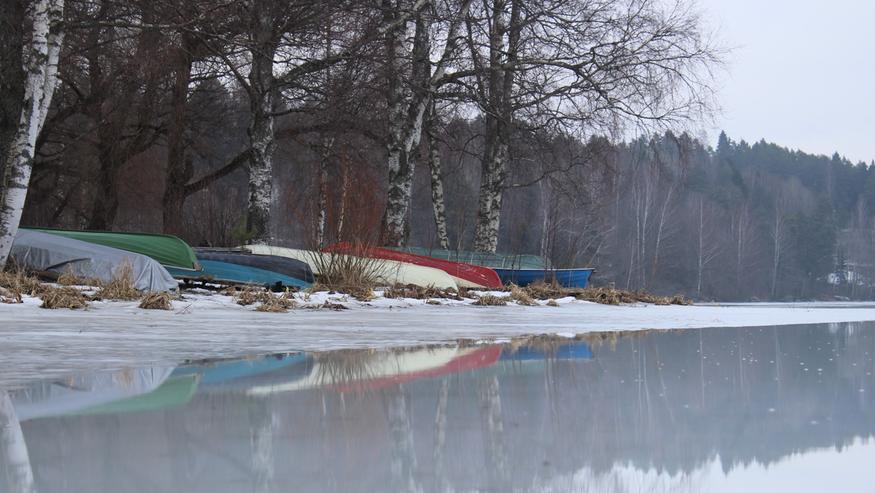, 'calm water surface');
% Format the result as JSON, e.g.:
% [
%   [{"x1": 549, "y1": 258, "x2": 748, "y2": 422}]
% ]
[{"x1": 3, "y1": 322, "x2": 875, "y2": 492}]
